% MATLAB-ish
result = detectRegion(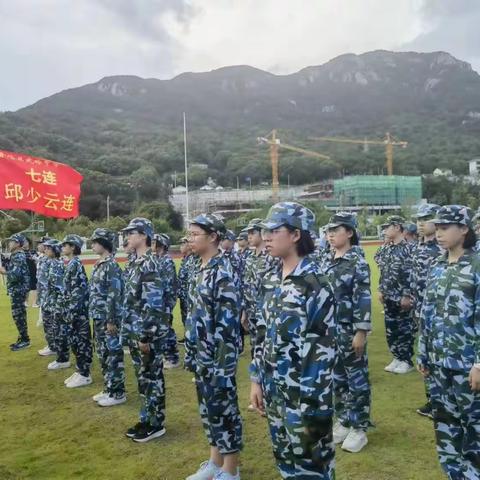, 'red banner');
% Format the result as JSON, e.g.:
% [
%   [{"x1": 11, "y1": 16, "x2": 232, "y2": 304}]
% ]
[{"x1": 0, "y1": 150, "x2": 83, "y2": 219}]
